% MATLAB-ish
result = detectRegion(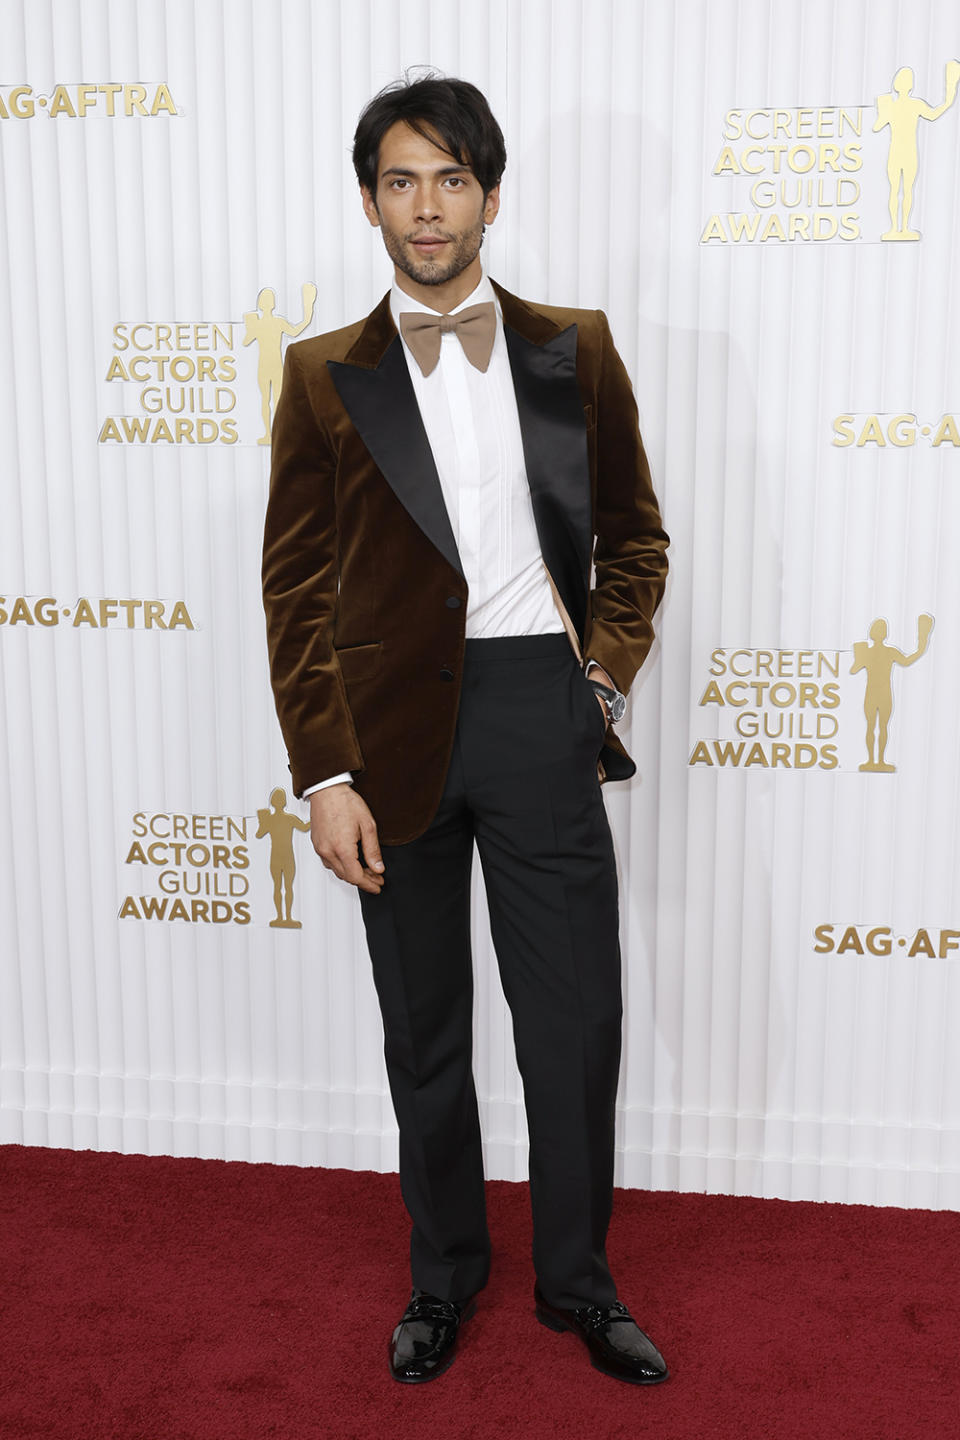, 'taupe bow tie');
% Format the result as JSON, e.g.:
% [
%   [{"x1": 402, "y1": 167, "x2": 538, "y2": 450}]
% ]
[{"x1": 398, "y1": 302, "x2": 496, "y2": 377}]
